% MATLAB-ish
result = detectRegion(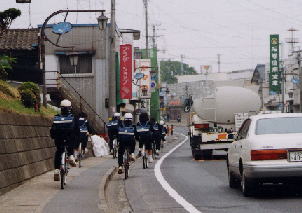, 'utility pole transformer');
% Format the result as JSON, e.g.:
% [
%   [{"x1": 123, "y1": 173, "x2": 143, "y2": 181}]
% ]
[{"x1": 109, "y1": 0, "x2": 116, "y2": 117}]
